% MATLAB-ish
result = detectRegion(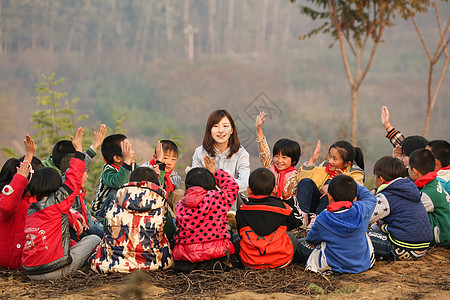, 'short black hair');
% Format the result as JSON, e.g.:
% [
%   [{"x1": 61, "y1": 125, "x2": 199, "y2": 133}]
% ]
[
  {"x1": 409, "y1": 149, "x2": 435, "y2": 176},
  {"x1": 27, "y1": 167, "x2": 62, "y2": 200},
  {"x1": 101, "y1": 134, "x2": 127, "y2": 165},
  {"x1": 0, "y1": 156, "x2": 43, "y2": 191},
  {"x1": 273, "y1": 139, "x2": 301, "y2": 167},
  {"x1": 402, "y1": 136, "x2": 428, "y2": 157},
  {"x1": 328, "y1": 175, "x2": 357, "y2": 202},
  {"x1": 155, "y1": 140, "x2": 179, "y2": 156},
  {"x1": 373, "y1": 156, "x2": 406, "y2": 182},
  {"x1": 52, "y1": 140, "x2": 75, "y2": 170},
  {"x1": 248, "y1": 167, "x2": 275, "y2": 196},
  {"x1": 185, "y1": 167, "x2": 215, "y2": 191},
  {"x1": 427, "y1": 140, "x2": 450, "y2": 168},
  {"x1": 130, "y1": 167, "x2": 159, "y2": 185},
  {"x1": 59, "y1": 153, "x2": 75, "y2": 175}
]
